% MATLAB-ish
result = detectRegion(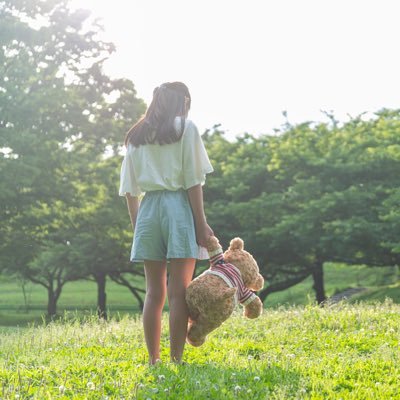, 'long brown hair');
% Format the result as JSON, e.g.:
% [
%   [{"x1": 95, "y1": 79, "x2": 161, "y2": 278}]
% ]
[{"x1": 124, "y1": 81, "x2": 191, "y2": 147}]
